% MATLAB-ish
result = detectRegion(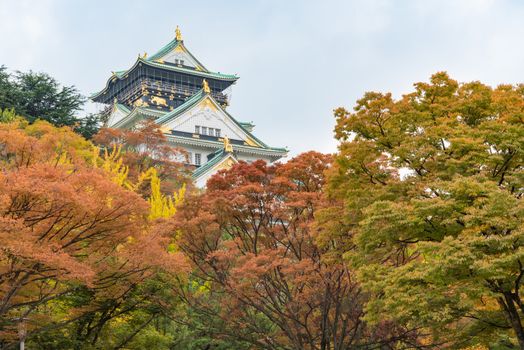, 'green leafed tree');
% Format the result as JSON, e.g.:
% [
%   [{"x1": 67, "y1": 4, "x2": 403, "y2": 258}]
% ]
[
  {"x1": 0, "y1": 66, "x2": 101, "y2": 138},
  {"x1": 324, "y1": 72, "x2": 524, "y2": 348},
  {"x1": 12, "y1": 69, "x2": 85, "y2": 126}
]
